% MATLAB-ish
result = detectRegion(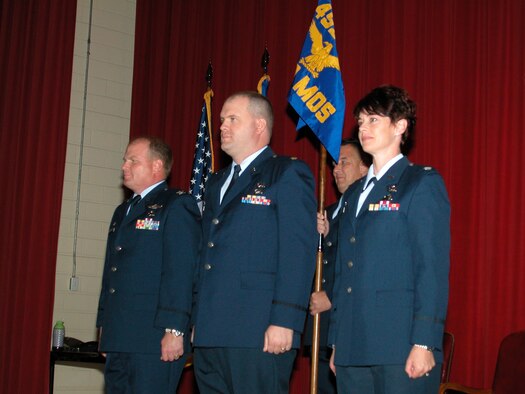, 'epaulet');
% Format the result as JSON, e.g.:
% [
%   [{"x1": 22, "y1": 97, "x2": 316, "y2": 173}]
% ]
[
  {"x1": 408, "y1": 162, "x2": 436, "y2": 173},
  {"x1": 271, "y1": 154, "x2": 298, "y2": 162},
  {"x1": 167, "y1": 188, "x2": 188, "y2": 196}
]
